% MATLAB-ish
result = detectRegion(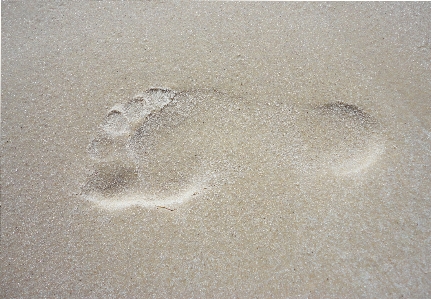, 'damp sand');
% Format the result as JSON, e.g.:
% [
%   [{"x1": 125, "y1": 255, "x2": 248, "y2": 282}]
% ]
[{"x1": 2, "y1": 2, "x2": 431, "y2": 298}]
